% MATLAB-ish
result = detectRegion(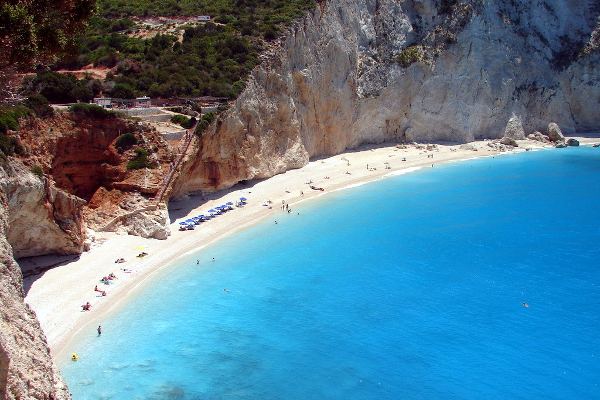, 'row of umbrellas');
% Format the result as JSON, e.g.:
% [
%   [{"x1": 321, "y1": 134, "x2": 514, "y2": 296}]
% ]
[{"x1": 179, "y1": 197, "x2": 248, "y2": 228}]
